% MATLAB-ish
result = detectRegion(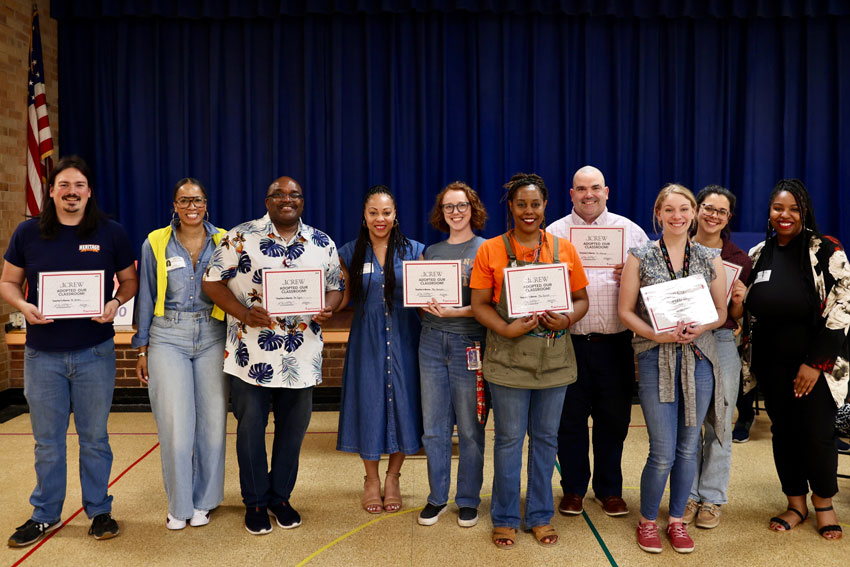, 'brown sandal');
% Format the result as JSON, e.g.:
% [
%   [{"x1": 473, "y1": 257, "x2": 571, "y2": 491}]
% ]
[
  {"x1": 383, "y1": 471, "x2": 402, "y2": 512},
  {"x1": 492, "y1": 527, "x2": 516, "y2": 549},
  {"x1": 531, "y1": 524, "x2": 559, "y2": 546},
  {"x1": 362, "y1": 476, "x2": 382, "y2": 514}
]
